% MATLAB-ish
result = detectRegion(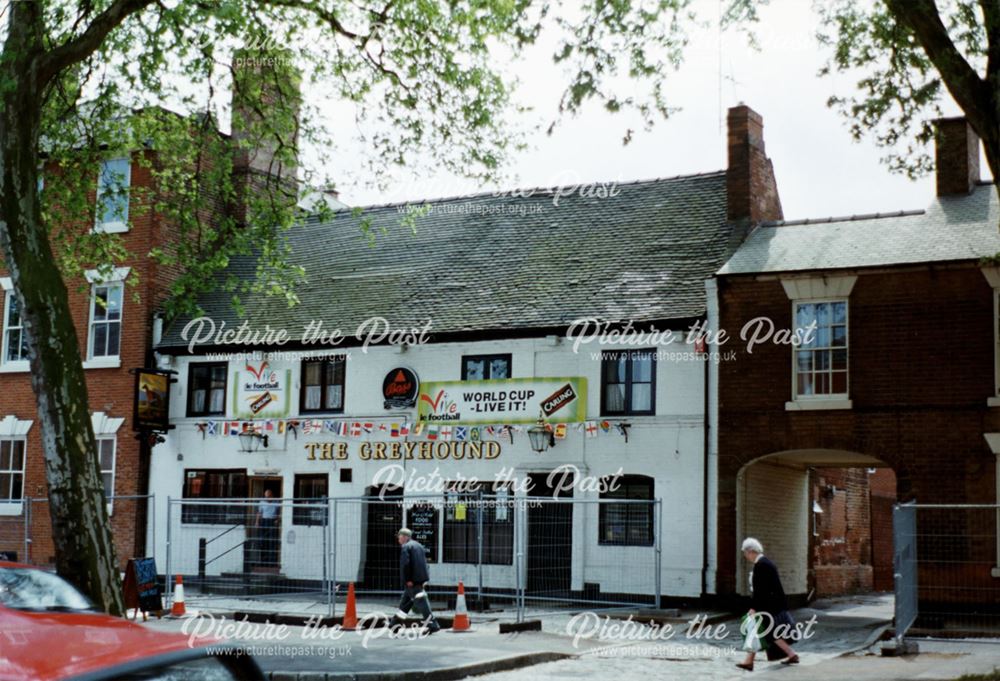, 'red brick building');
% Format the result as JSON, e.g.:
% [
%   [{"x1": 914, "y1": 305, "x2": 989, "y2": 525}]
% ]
[
  {"x1": 0, "y1": 151, "x2": 167, "y2": 566},
  {"x1": 712, "y1": 117, "x2": 999, "y2": 610}
]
